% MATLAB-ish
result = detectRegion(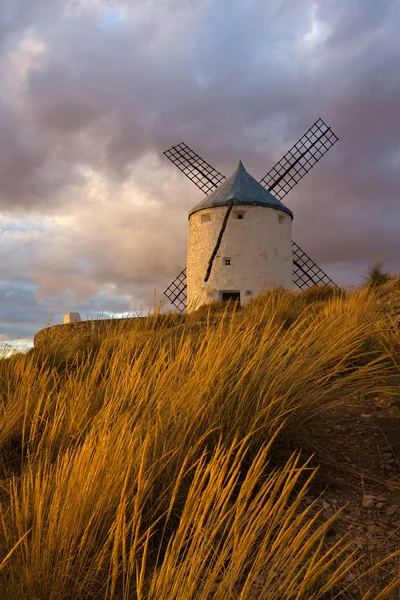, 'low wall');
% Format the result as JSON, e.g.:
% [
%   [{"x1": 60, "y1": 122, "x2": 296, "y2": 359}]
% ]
[
  {"x1": 33, "y1": 313, "x2": 187, "y2": 348},
  {"x1": 33, "y1": 317, "x2": 146, "y2": 347}
]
